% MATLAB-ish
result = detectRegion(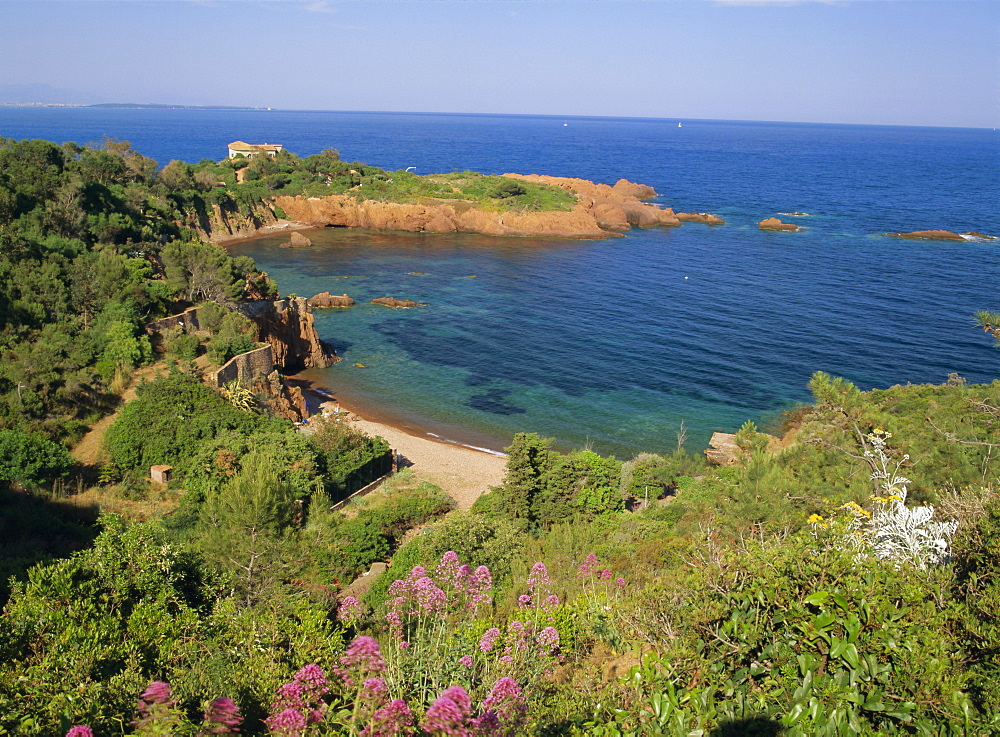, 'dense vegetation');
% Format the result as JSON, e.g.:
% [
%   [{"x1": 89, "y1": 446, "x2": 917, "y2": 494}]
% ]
[{"x1": 0, "y1": 136, "x2": 997, "y2": 735}]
